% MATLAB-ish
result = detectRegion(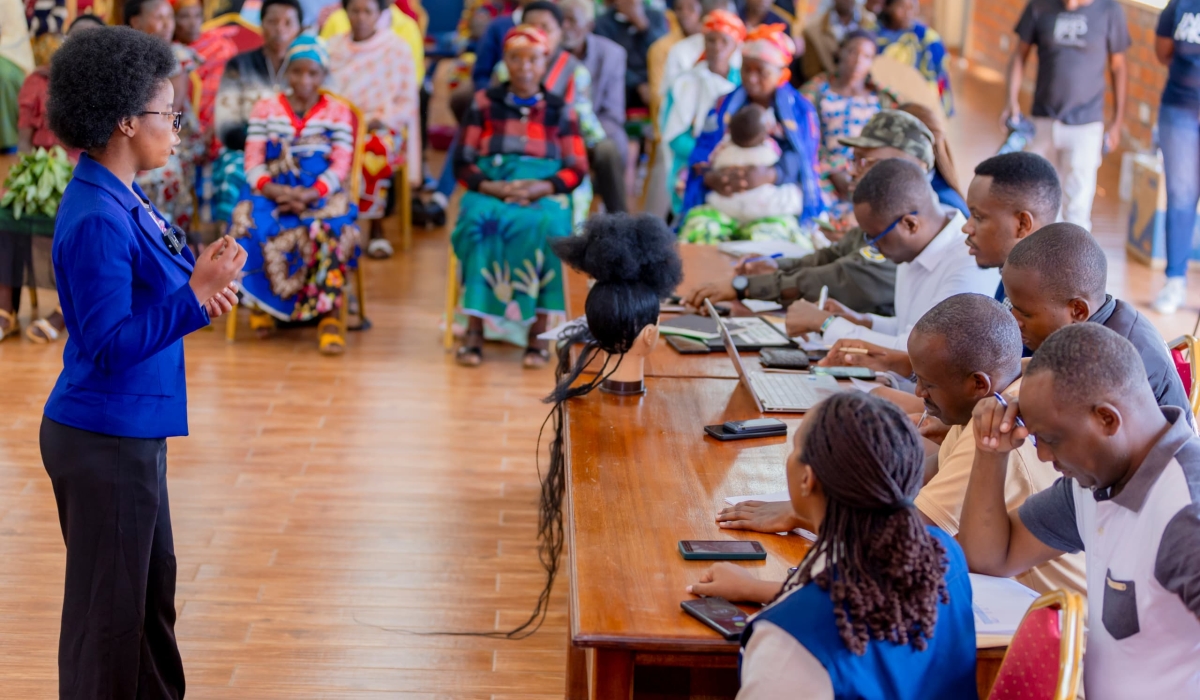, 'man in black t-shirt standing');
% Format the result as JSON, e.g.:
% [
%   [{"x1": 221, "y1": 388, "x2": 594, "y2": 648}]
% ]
[{"x1": 1003, "y1": 0, "x2": 1130, "y2": 230}]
